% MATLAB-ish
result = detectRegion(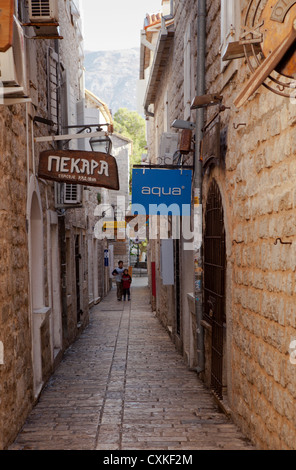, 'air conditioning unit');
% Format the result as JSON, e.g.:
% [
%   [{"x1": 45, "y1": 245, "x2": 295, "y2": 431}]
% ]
[
  {"x1": 29, "y1": 0, "x2": 58, "y2": 22},
  {"x1": 28, "y1": 0, "x2": 61, "y2": 39},
  {"x1": 55, "y1": 183, "x2": 82, "y2": 208},
  {"x1": 0, "y1": 16, "x2": 27, "y2": 100}
]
